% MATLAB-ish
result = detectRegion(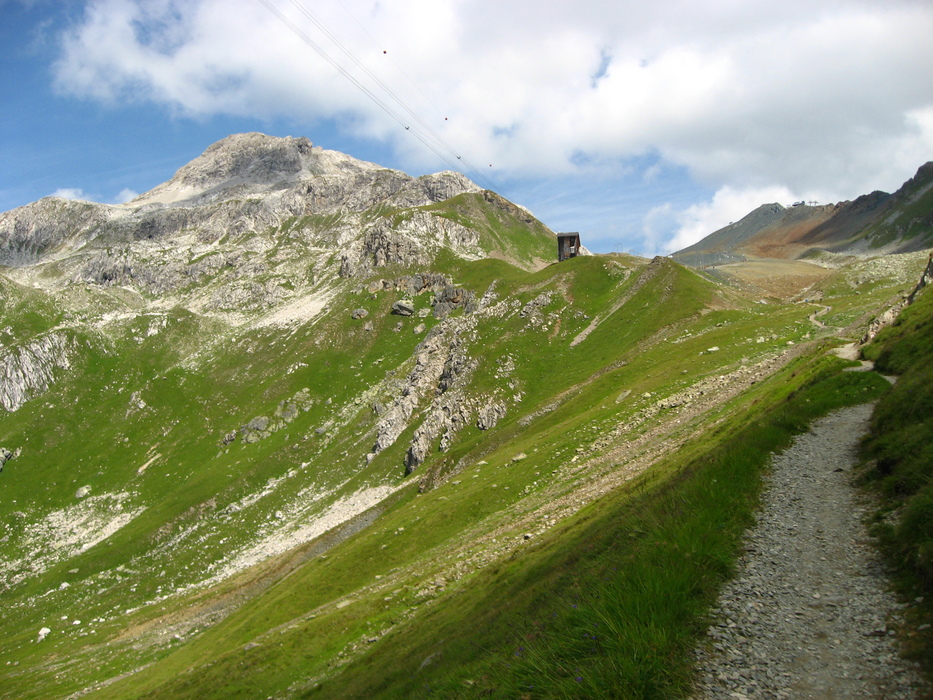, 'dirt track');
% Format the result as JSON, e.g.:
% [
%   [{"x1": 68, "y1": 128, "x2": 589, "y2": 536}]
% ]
[{"x1": 693, "y1": 404, "x2": 926, "y2": 699}]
